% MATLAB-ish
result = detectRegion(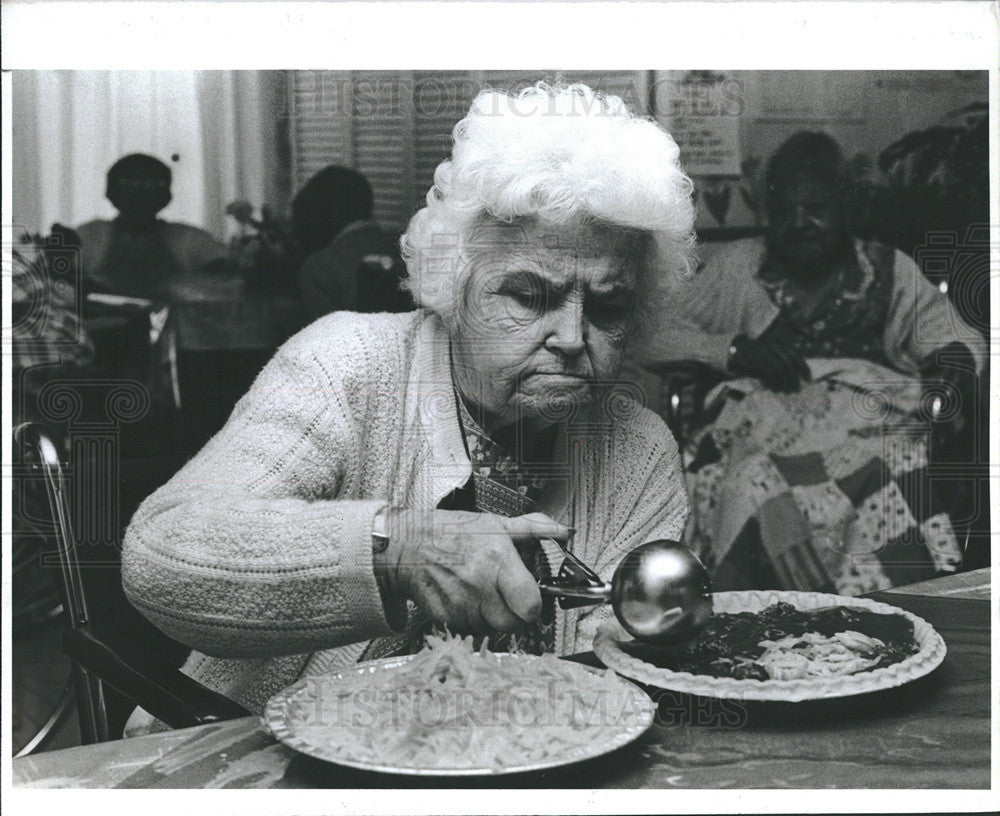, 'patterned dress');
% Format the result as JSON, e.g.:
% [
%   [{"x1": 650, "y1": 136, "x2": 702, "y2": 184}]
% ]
[{"x1": 758, "y1": 242, "x2": 894, "y2": 366}]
